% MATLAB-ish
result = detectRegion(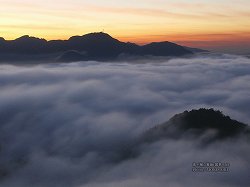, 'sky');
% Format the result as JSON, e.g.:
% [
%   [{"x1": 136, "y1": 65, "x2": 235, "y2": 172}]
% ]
[{"x1": 0, "y1": 0, "x2": 250, "y2": 54}]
